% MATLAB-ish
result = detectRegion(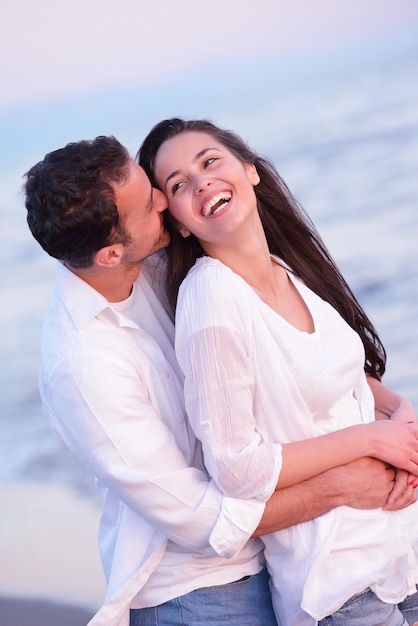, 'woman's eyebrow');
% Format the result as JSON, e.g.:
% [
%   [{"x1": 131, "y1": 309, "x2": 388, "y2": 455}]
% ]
[{"x1": 163, "y1": 148, "x2": 218, "y2": 187}]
